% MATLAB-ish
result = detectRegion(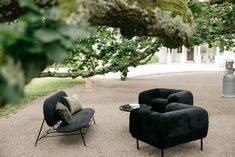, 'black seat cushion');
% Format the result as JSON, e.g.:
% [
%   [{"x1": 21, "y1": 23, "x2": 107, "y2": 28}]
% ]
[
  {"x1": 149, "y1": 98, "x2": 168, "y2": 113},
  {"x1": 56, "y1": 108, "x2": 95, "y2": 133},
  {"x1": 166, "y1": 102, "x2": 193, "y2": 112}
]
